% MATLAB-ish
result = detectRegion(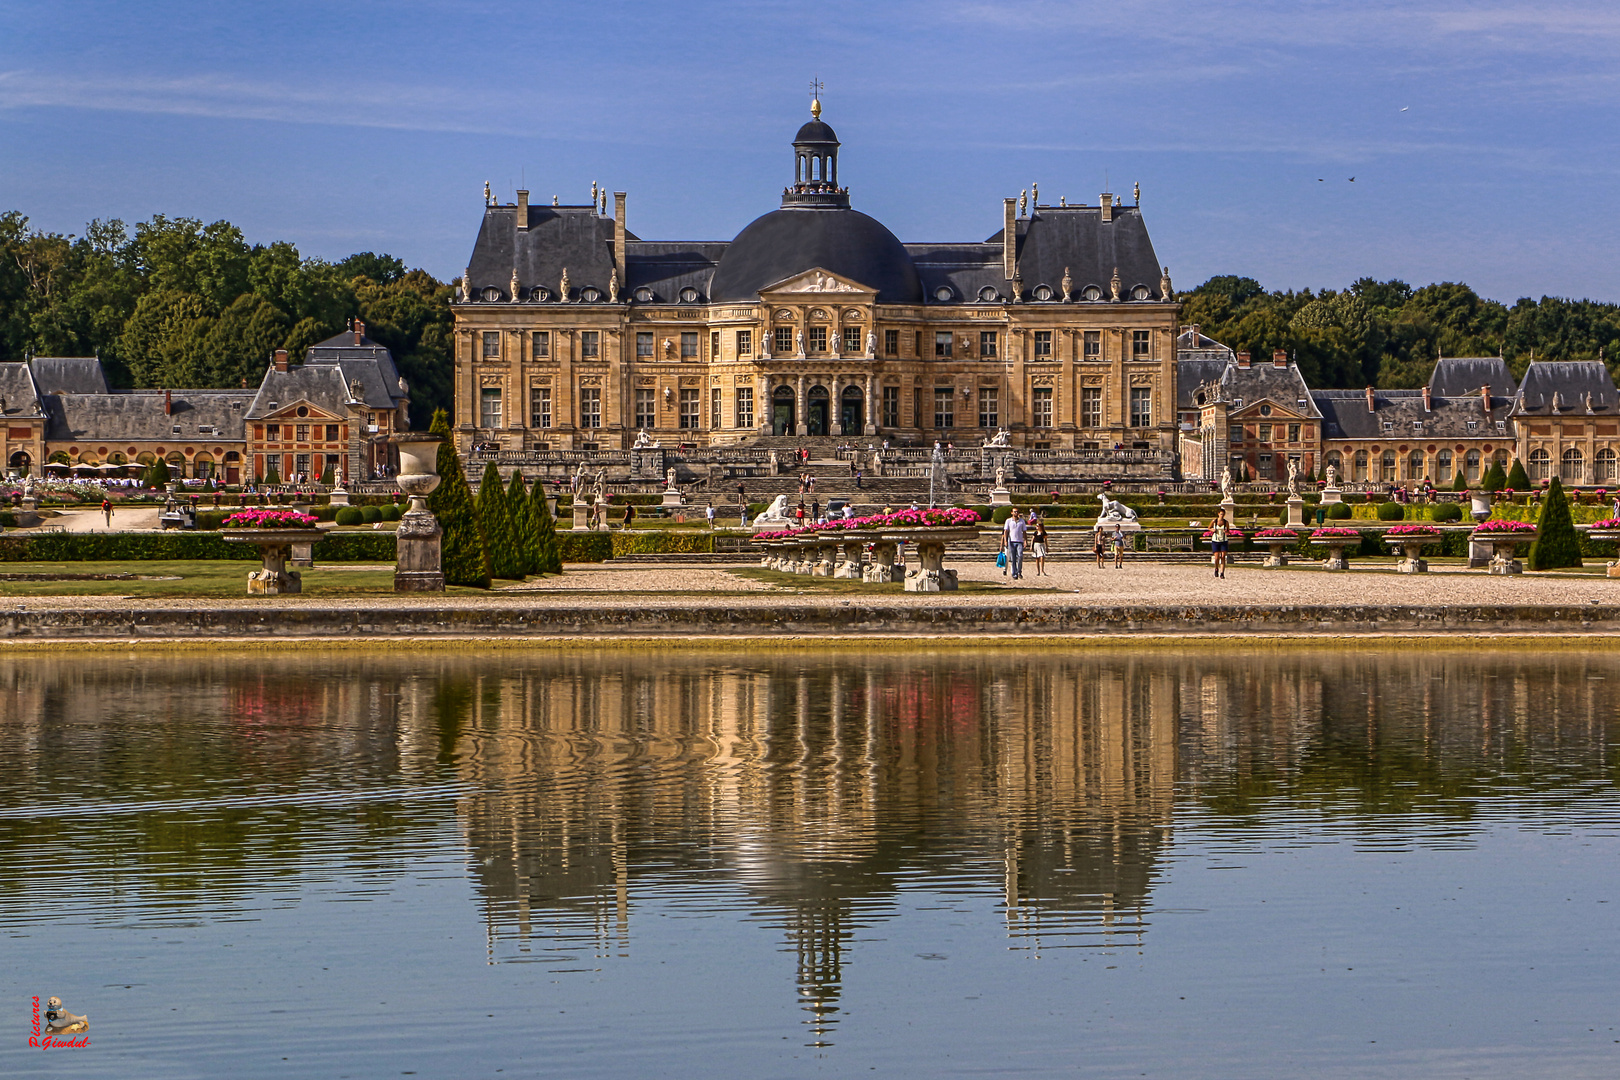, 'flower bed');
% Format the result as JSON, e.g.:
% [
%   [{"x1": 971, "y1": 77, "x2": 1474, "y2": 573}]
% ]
[
  {"x1": 1200, "y1": 529, "x2": 1246, "y2": 540},
  {"x1": 1472, "y1": 519, "x2": 1536, "y2": 534},
  {"x1": 752, "y1": 507, "x2": 979, "y2": 542},
  {"x1": 1254, "y1": 528, "x2": 1297, "y2": 540},
  {"x1": 1591, "y1": 518, "x2": 1620, "y2": 530},
  {"x1": 1385, "y1": 524, "x2": 1441, "y2": 537},
  {"x1": 1309, "y1": 527, "x2": 1361, "y2": 541},
  {"x1": 223, "y1": 509, "x2": 319, "y2": 529}
]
